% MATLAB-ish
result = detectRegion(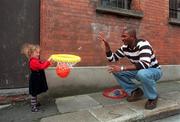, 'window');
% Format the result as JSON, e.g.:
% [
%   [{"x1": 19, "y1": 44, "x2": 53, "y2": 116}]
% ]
[
  {"x1": 100, "y1": 0, "x2": 132, "y2": 9},
  {"x1": 169, "y1": 0, "x2": 180, "y2": 25},
  {"x1": 169, "y1": 0, "x2": 180, "y2": 19},
  {"x1": 96, "y1": 0, "x2": 143, "y2": 18}
]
